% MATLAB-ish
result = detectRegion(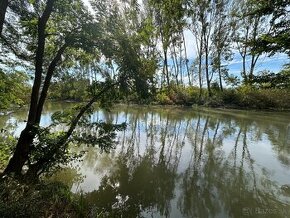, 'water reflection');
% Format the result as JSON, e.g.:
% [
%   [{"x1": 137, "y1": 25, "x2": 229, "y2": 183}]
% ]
[
  {"x1": 68, "y1": 106, "x2": 290, "y2": 217},
  {"x1": 1, "y1": 105, "x2": 290, "y2": 217},
  {"x1": 0, "y1": 102, "x2": 73, "y2": 135}
]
